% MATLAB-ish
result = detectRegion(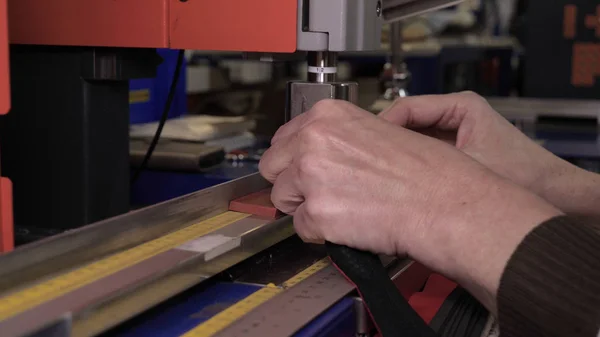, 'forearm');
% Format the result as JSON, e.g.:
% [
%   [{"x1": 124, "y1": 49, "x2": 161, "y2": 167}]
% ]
[
  {"x1": 429, "y1": 207, "x2": 600, "y2": 337},
  {"x1": 408, "y1": 177, "x2": 563, "y2": 313},
  {"x1": 538, "y1": 160, "x2": 600, "y2": 217}
]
